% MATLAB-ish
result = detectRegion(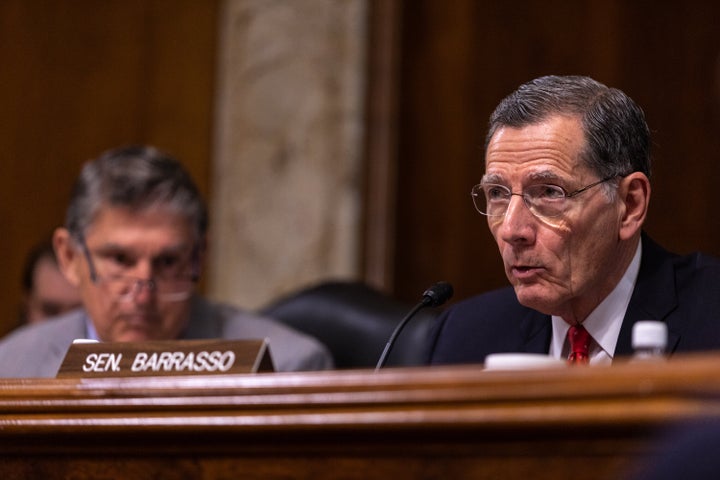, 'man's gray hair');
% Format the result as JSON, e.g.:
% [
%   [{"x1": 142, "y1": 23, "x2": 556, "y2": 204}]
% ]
[
  {"x1": 65, "y1": 145, "x2": 208, "y2": 242},
  {"x1": 486, "y1": 75, "x2": 651, "y2": 179}
]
